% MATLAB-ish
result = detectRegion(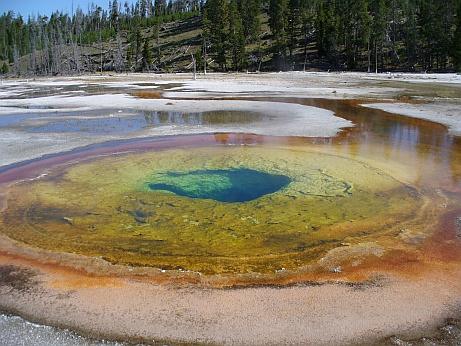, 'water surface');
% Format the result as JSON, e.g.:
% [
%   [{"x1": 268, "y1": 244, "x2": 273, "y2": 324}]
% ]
[
  {"x1": 0, "y1": 98, "x2": 460, "y2": 277},
  {"x1": 148, "y1": 168, "x2": 291, "y2": 202}
]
